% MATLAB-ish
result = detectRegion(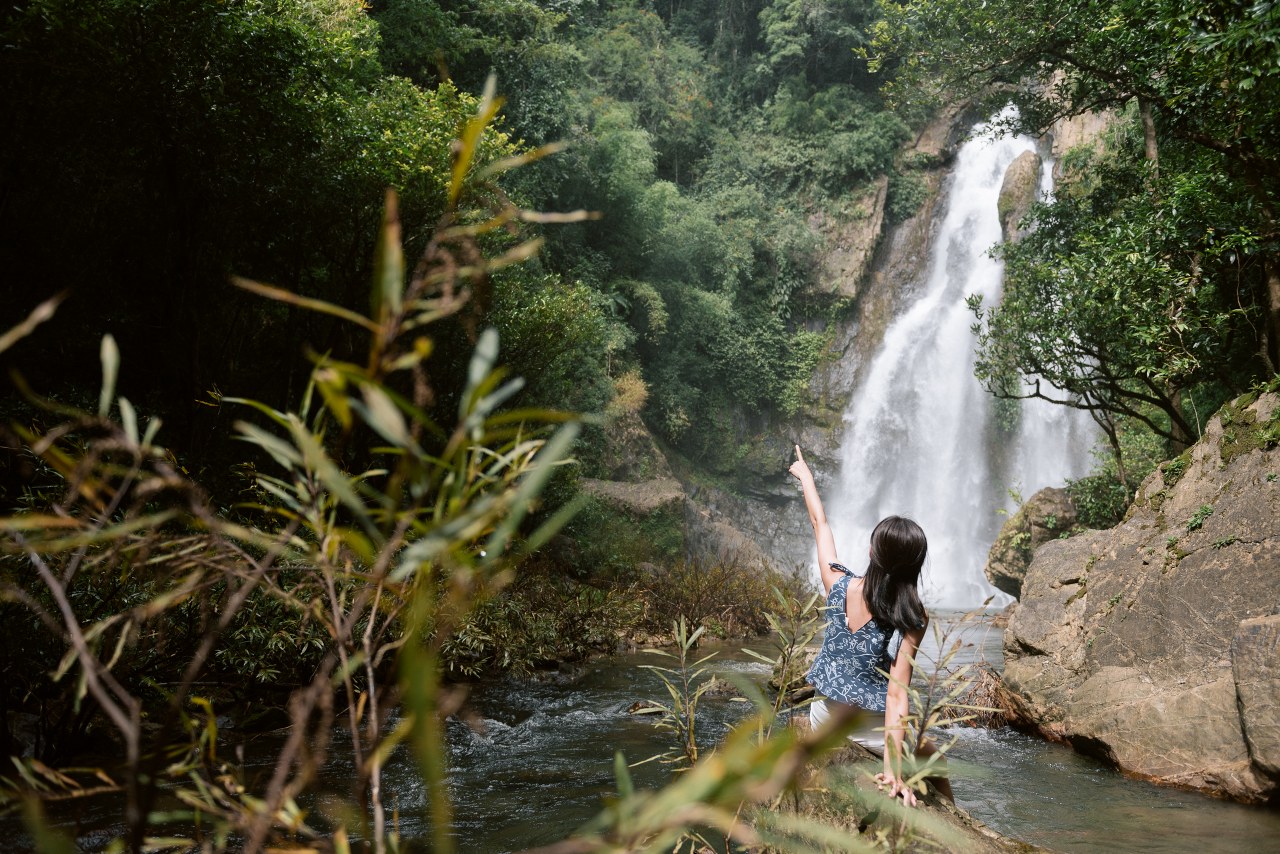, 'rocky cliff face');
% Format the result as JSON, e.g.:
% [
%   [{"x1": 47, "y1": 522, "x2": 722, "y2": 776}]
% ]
[
  {"x1": 676, "y1": 106, "x2": 975, "y2": 569},
  {"x1": 1000, "y1": 390, "x2": 1280, "y2": 802}
]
